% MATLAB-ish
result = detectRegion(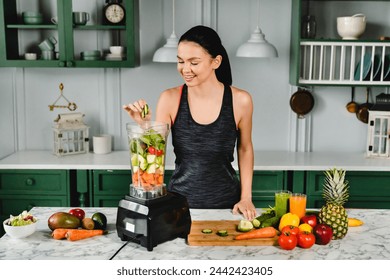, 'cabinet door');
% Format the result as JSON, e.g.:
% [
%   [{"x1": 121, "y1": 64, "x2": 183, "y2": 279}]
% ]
[
  {"x1": 305, "y1": 170, "x2": 390, "y2": 208},
  {"x1": 251, "y1": 171, "x2": 287, "y2": 208}
]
